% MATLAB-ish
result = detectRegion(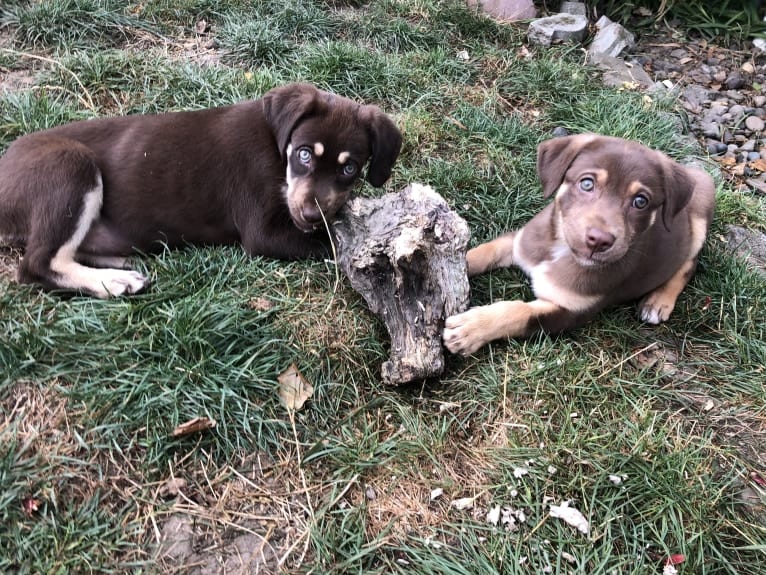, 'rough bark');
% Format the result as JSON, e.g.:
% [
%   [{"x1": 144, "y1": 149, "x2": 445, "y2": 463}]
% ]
[{"x1": 331, "y1": 183, "x2": 471, "y2": 385}]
